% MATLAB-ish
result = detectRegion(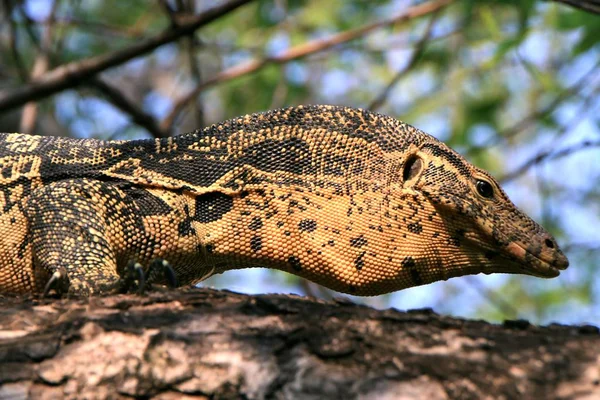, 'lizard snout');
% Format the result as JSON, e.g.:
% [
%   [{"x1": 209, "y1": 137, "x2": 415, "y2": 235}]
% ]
[
  {"x1": 537, "y1": 234, "x2": 569, "y2": 271},
  {"x1": 505, "y1": 232, "x2": 569, "y2": 278}
]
